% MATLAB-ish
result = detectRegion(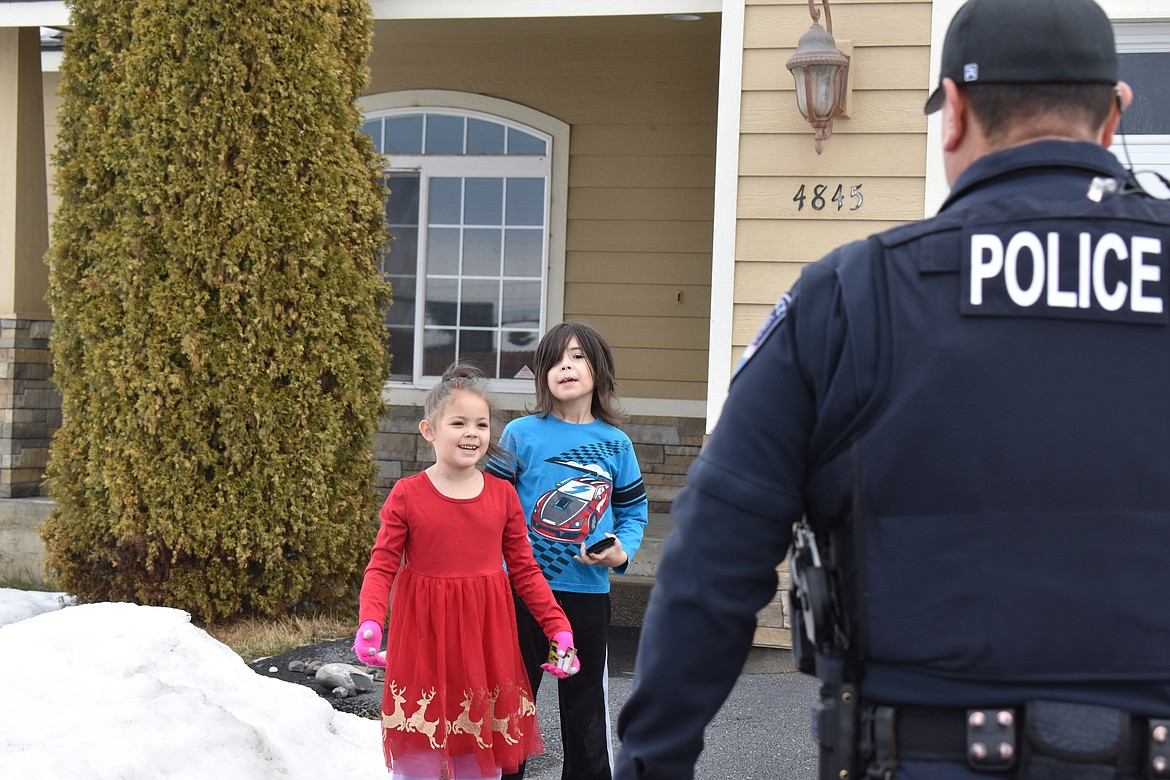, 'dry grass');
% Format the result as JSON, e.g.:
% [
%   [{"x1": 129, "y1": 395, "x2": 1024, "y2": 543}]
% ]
[
  {"x1": 0, "y1": 576, "x2": 53, "y2": 591},
  {"x1": 203, "y1": 611, "x2": 354, "y2": 663}
]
